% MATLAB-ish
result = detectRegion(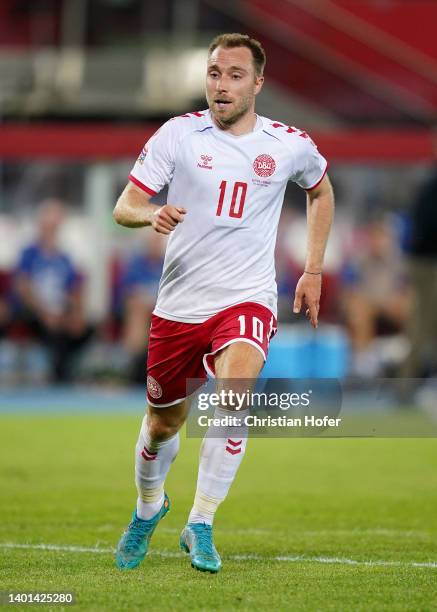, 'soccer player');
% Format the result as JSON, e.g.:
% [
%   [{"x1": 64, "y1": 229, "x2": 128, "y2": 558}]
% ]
[{"x1": 113, "y1": 33, "x2": 334, "y2": 573}]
